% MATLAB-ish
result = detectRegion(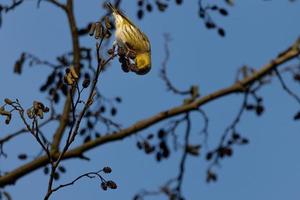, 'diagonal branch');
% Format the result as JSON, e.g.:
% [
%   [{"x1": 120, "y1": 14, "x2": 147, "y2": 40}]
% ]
[{"x1": 0, "y1": 37, "x2": 299, "y2": 188}]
